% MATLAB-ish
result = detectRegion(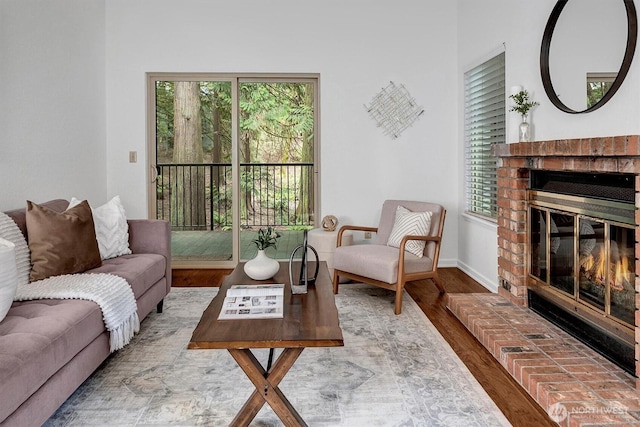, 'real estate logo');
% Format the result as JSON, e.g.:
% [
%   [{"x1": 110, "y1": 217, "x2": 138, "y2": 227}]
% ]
[
  {"x1": 548, "y1": 402, "x2": 628, "y2": 423},
  {"x1": 548, "y1": 402, "x2": 568, "y2": 423}
]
